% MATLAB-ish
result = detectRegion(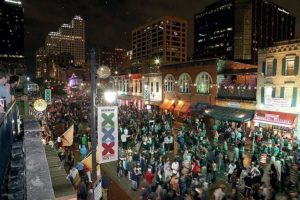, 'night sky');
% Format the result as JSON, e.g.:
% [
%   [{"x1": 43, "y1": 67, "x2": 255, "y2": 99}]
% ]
[{"x1": 24, "y1": 0, "x2": 300, "y2": 69}]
